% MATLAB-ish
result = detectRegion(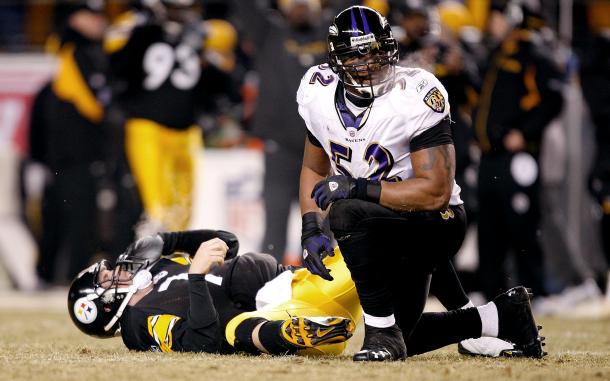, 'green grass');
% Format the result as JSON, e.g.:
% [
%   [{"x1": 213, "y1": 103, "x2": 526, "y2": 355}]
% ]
[{"x1": 1, "y1": 305, "x2": 609, "y2": 381}]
